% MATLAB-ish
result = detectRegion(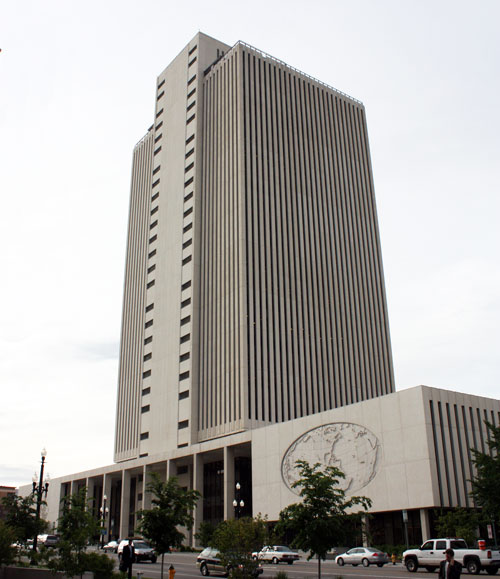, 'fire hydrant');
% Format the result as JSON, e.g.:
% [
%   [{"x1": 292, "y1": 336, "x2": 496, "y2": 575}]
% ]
[
  {"x1": 169, "y1": 564, "x2": 176, "y2": 579},
  {"x1": 392, "y1": 553, "x2": 397, "y2": 565}
]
